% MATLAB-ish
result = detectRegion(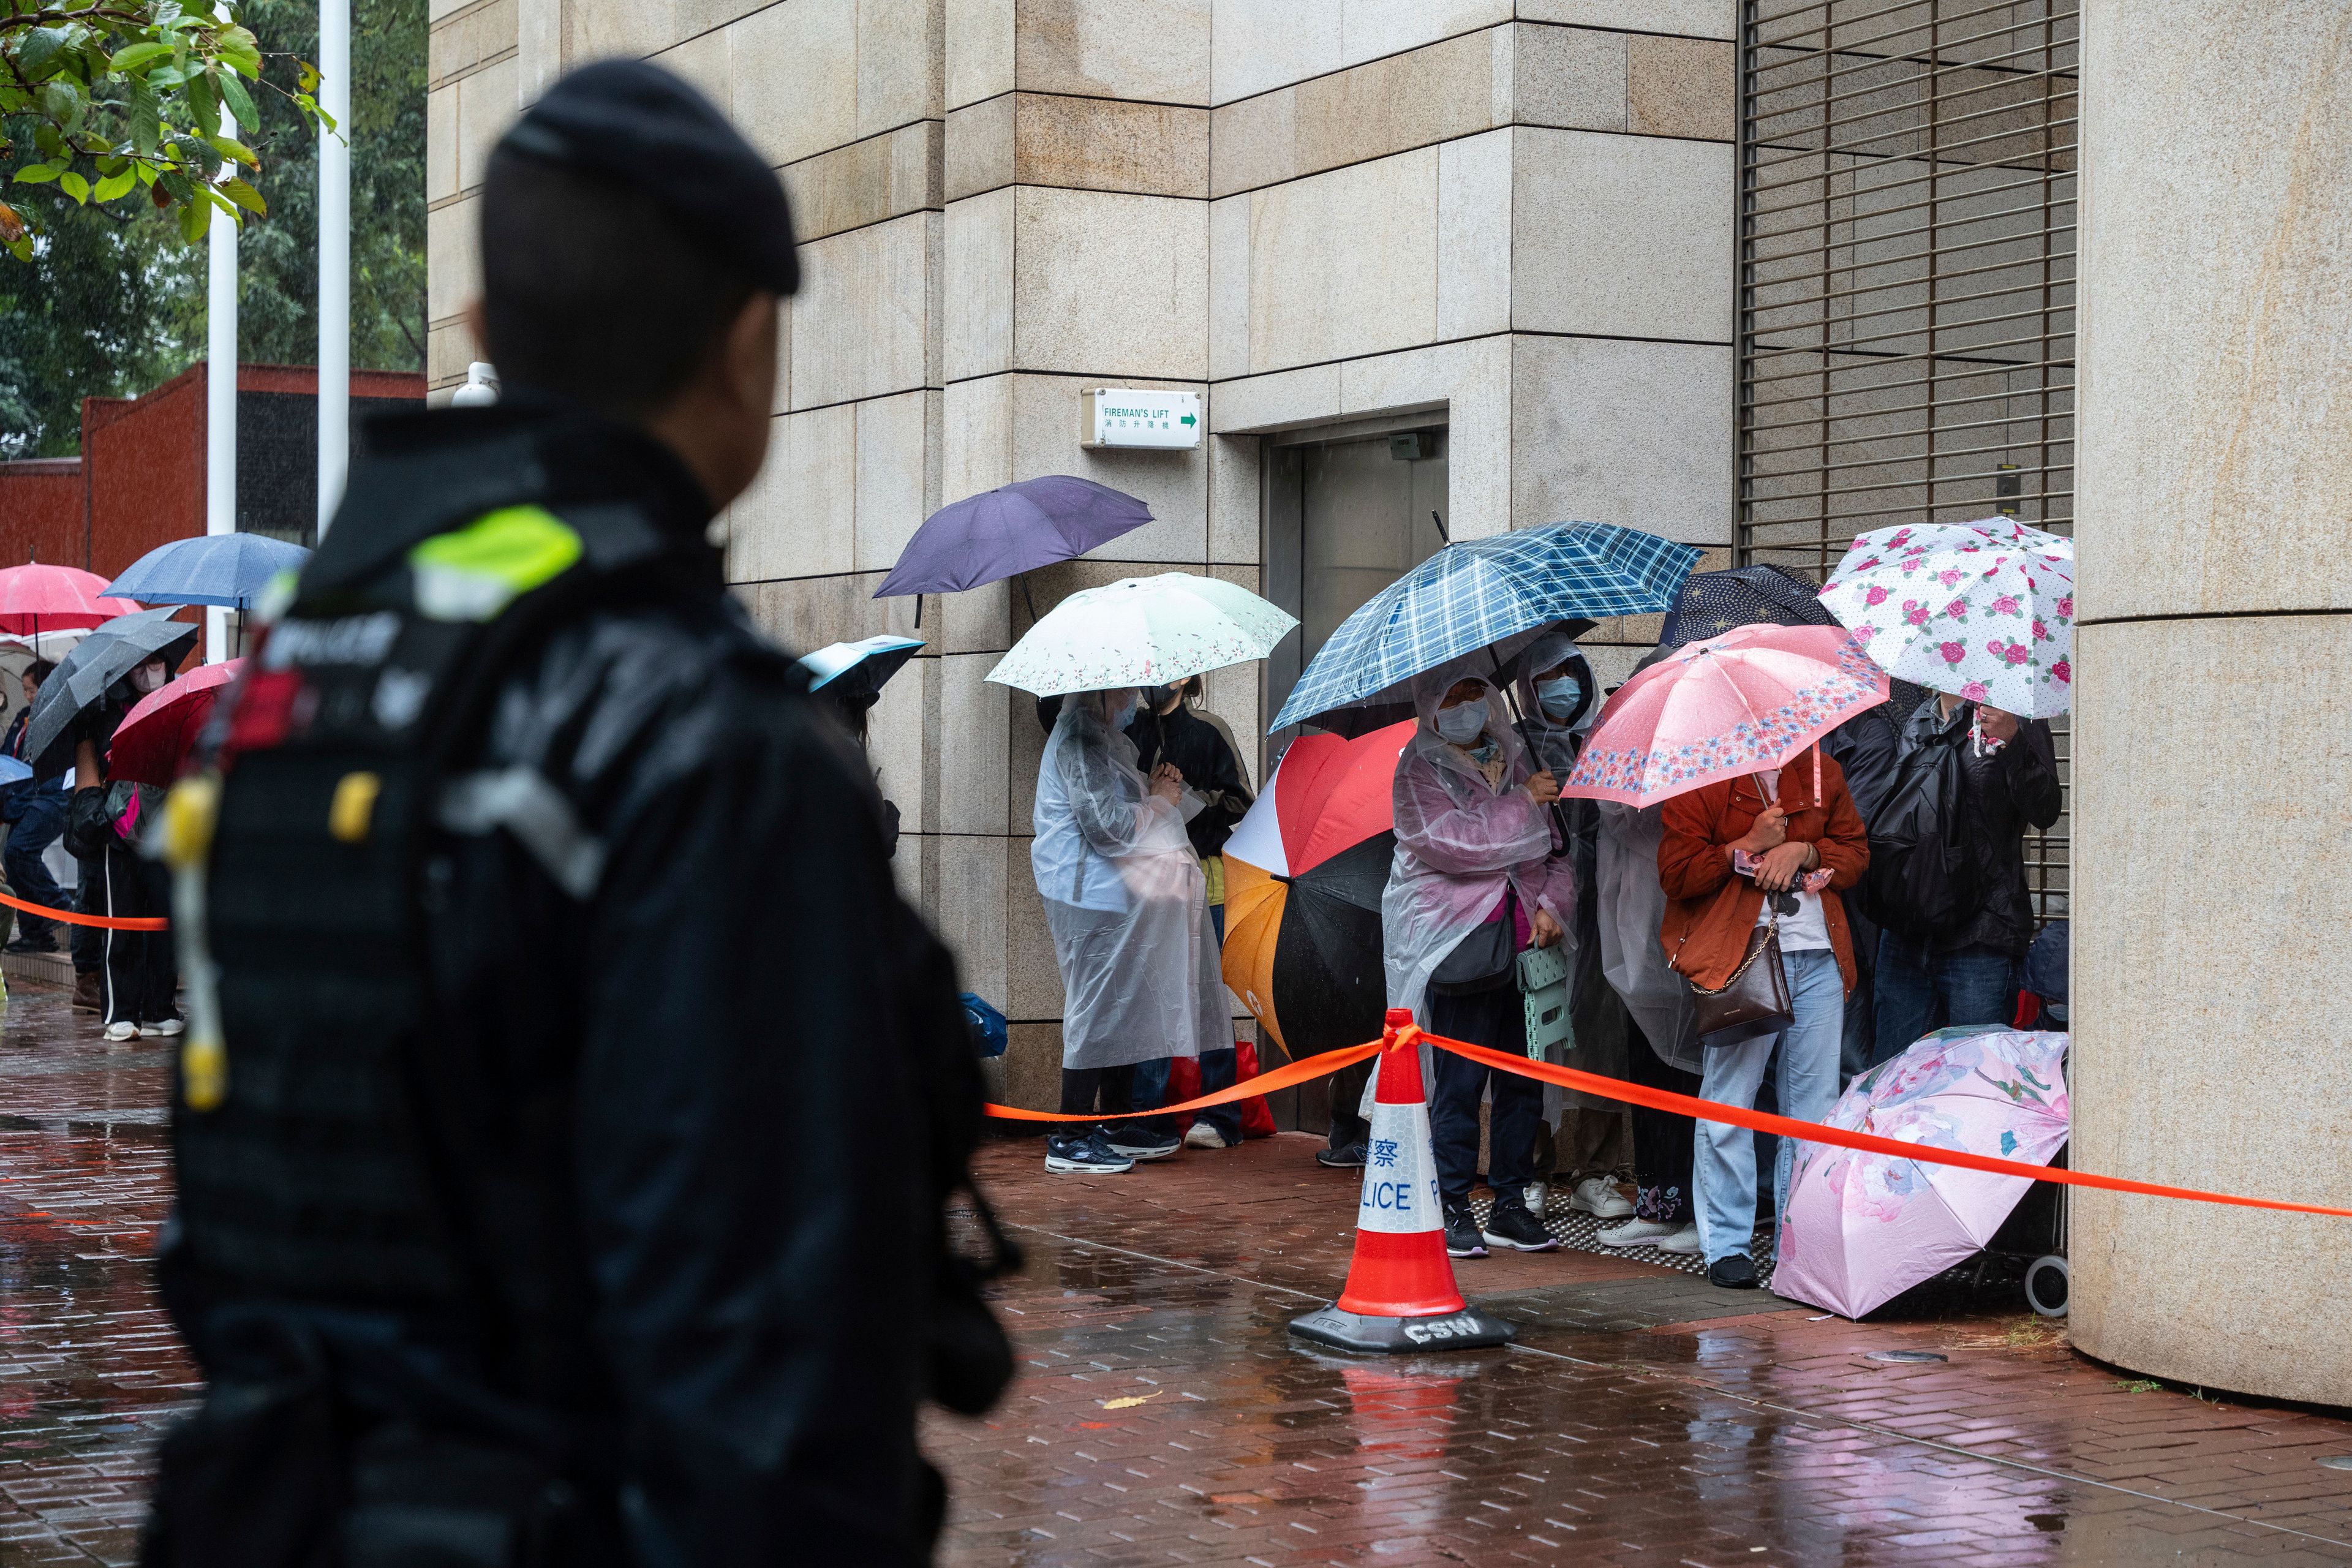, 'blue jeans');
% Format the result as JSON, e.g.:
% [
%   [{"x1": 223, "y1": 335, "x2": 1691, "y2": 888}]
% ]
[
  {"x1": 2, "y1": 791, "x2": 67, "y2": 944},
  {"x1": 1871, "y1": 935, "x2": 2016, "y2": 1067},
  {"x1": 1695, "y1": 948, "x2": 1844, "y2": 1267},
  {"x1": 1133, "y1": 1049, "x2": 1241, "y2": 1141}
]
